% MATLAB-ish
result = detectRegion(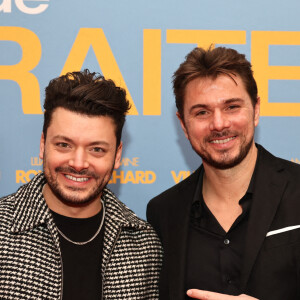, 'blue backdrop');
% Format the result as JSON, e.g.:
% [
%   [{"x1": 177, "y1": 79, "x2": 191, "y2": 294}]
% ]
[{"x1": 1, "y1": 0, "x2": 300, "y2": 218}]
